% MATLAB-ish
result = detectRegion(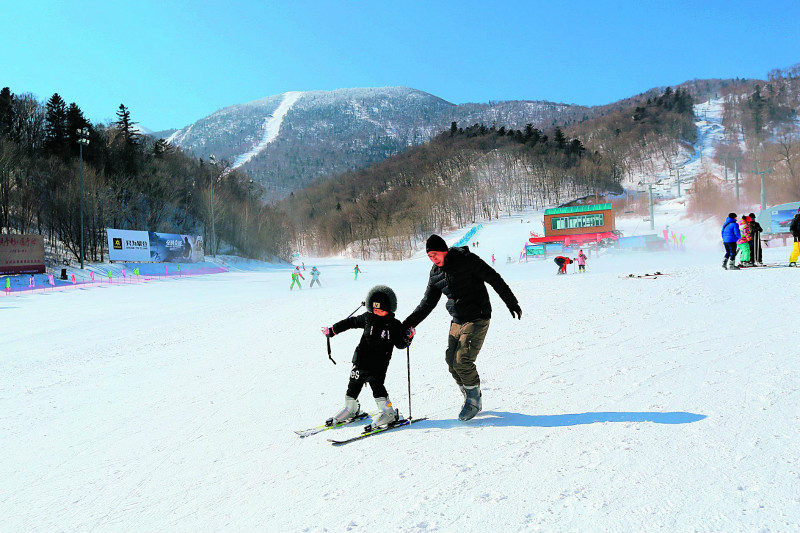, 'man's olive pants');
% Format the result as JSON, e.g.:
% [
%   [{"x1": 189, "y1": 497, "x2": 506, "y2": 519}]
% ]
[{"x1": 445, "y1": 319, "x2": 490, "y2": 387}]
